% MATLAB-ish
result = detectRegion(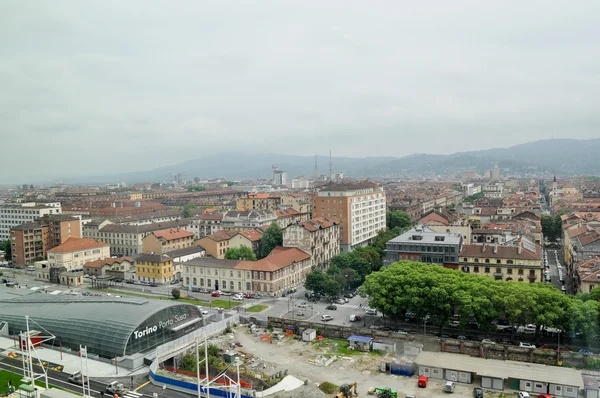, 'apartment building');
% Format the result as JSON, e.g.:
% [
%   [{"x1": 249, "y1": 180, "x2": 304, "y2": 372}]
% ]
[
  {"x1": 142, "y1": 228, "x2": 195, "y2": 254},
  {"x1": 312, "y1": 182, "x2": 386, "y2": 252},
  {"x1": 197, "y1": 230, "x2": 239, "y2": 259},
  {"x1": 221, "y1": 210, "x2": 277, "y2": 231},
  {"x1": 182, "y1": 258, "x2": 248, "y2": 293},
  {"x1": 9, "y1": 214, "x2": 81, "y2": 266},
  {"x1": 459, "y1": 238, "x2": 543, "y2": 283},
  {"x1": 574, "y1": 256, "x2": 600, "y2": 293},
  {"x1": 83, "y1": 257, "x2": 135, "y2": 278},
  {"x1": 189, "y1": 212, "x2": 223, "y2": 238},
  {"x1": 229, "y1": 230, "x2": 263, "y2": 259},
  {"x1": 84, "y1": 219, "x2": 191, "y2": 257},
  {"x1": 281, "y1": 193, "x2": 312, "y2": 213},
  {"x1": 384, "y1": 226, "x2": 463, "y2": 267},
  {"x1": 236, "y1": 246, "x2": 312, "y2": 295},
  {"x1": 39, "y1": 238, "x2": 110, "y2": 283},
  {"x1": 134, "y1": 253, "x2": 174, "y2": 284},
  {"x1": 283, "y1": 217, "x2": 340, "y2": 270},
  {"x1": 275, "y1": 208, "x2": 310, "y2": 229},
  {"x1": 236, "y1": 193, "x2": 281, "y2": 211},
  {"x1": 0, "y1": 202, "x2": 62, "y2": 240}
]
